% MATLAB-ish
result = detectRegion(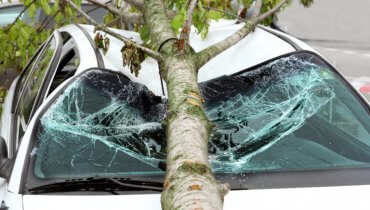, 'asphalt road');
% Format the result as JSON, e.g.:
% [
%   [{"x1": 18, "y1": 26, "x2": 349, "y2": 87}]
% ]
[{"x1": 278, "y1": 0, "x2": 370, "y2": 101}]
